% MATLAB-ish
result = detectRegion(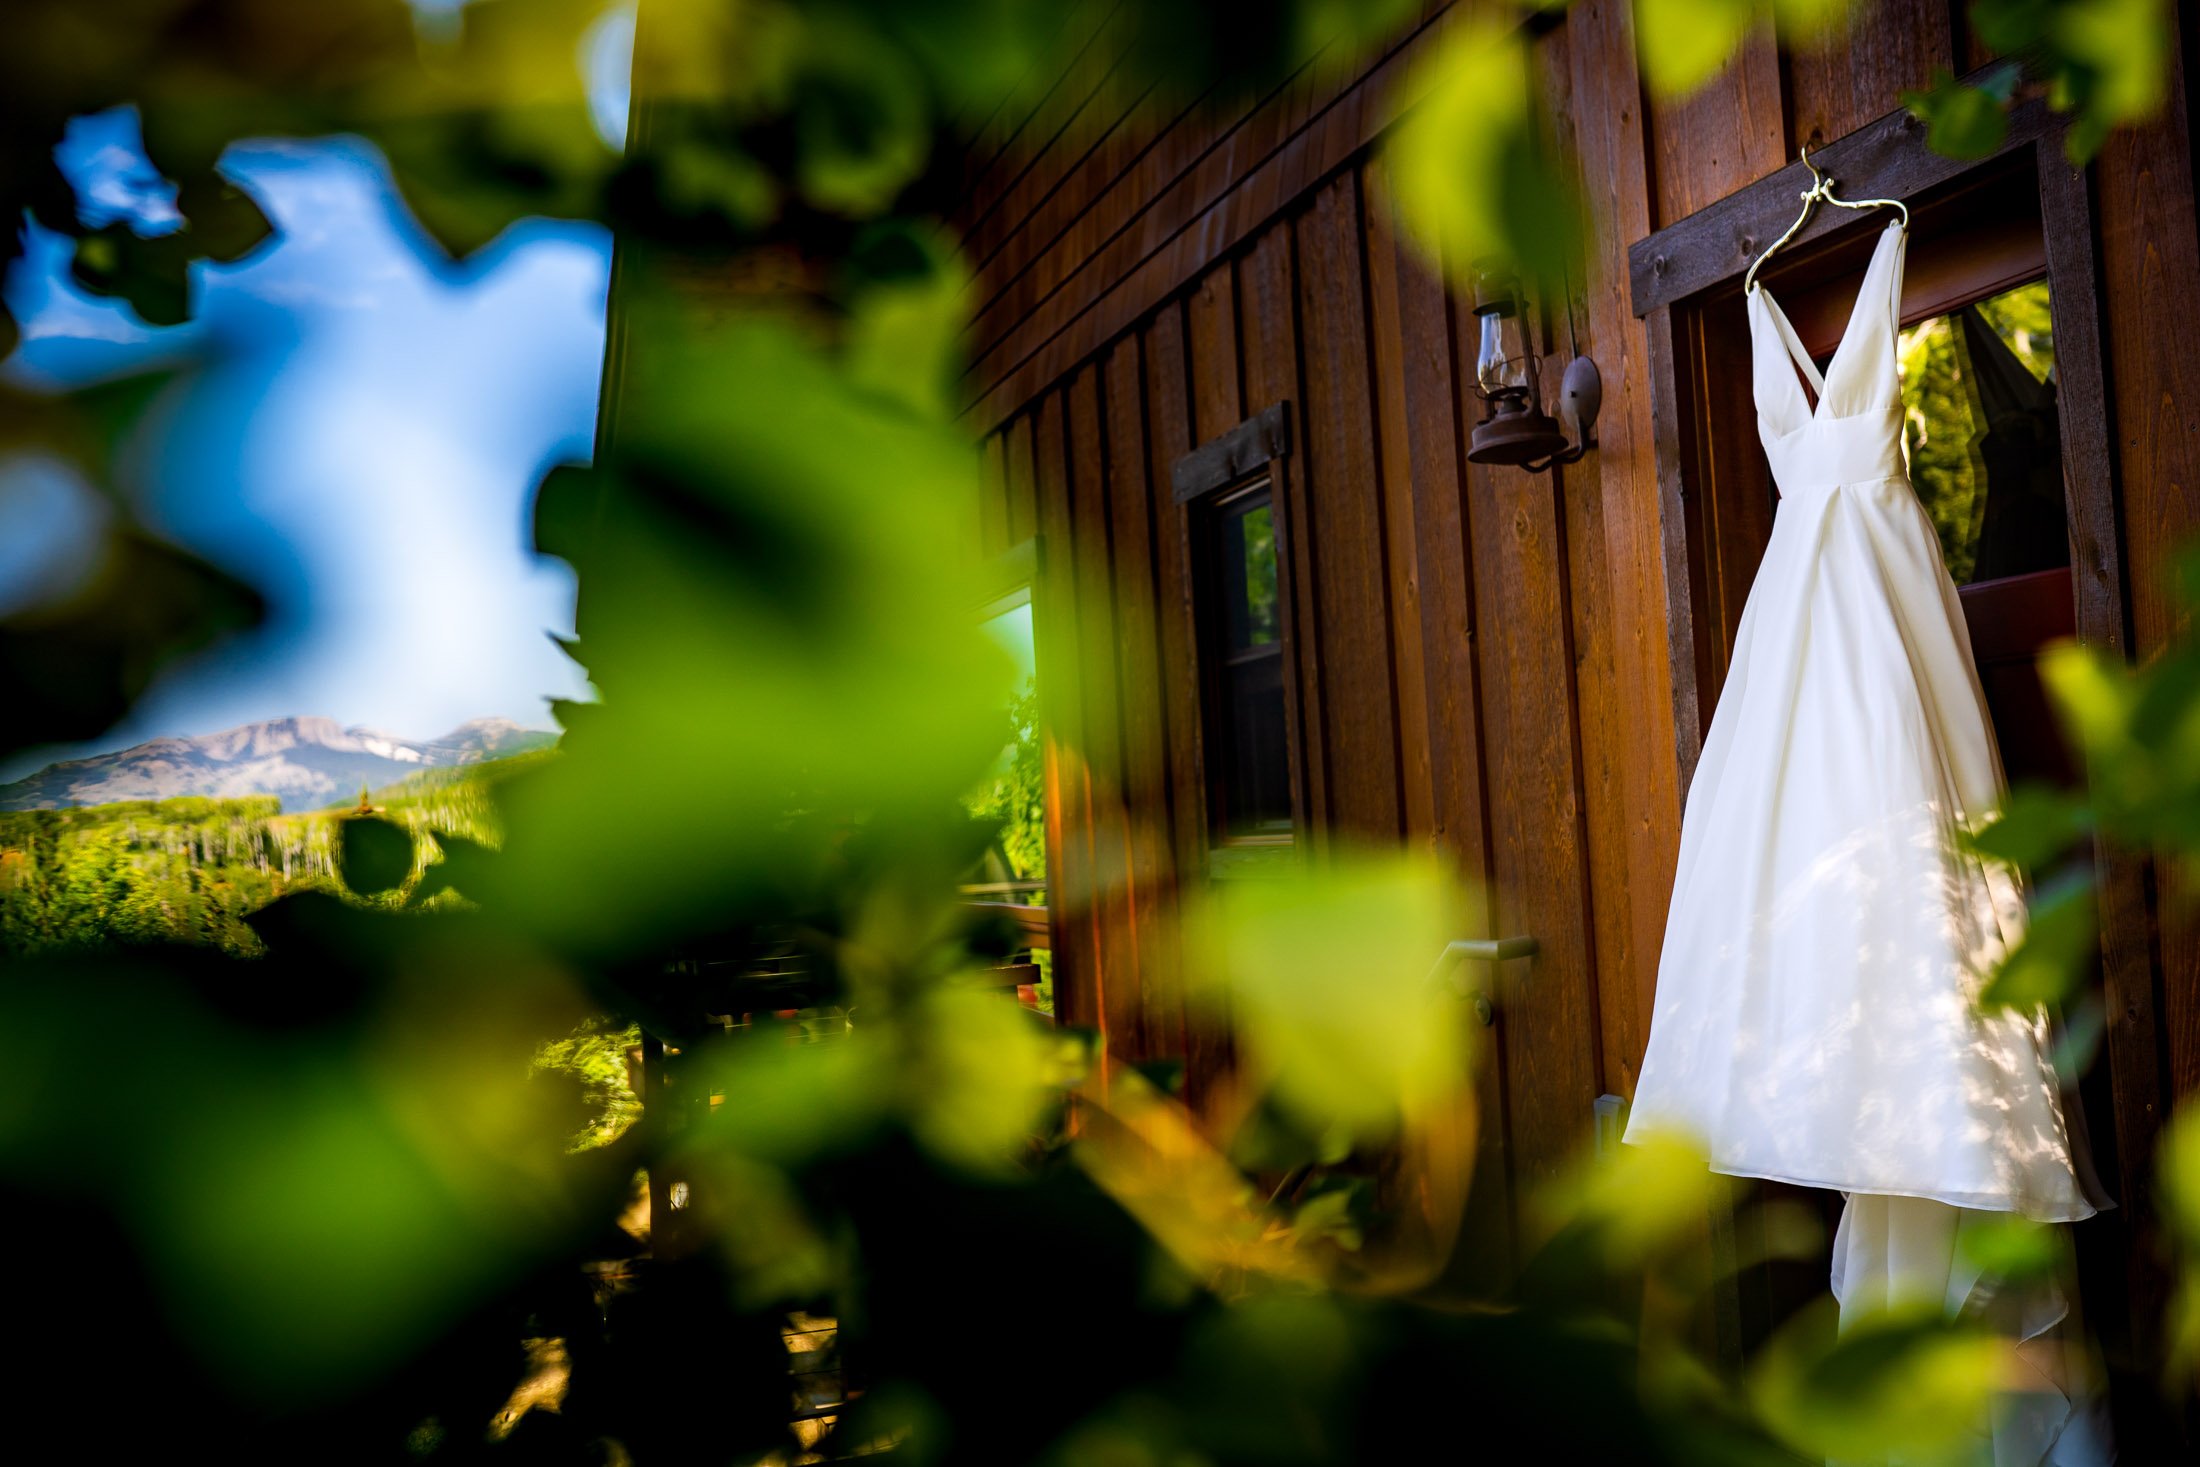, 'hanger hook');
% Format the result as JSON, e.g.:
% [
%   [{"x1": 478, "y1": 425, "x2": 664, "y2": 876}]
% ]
[{"x1": 1799, "y1": 143, "x2": 1827, "y2": 197}]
